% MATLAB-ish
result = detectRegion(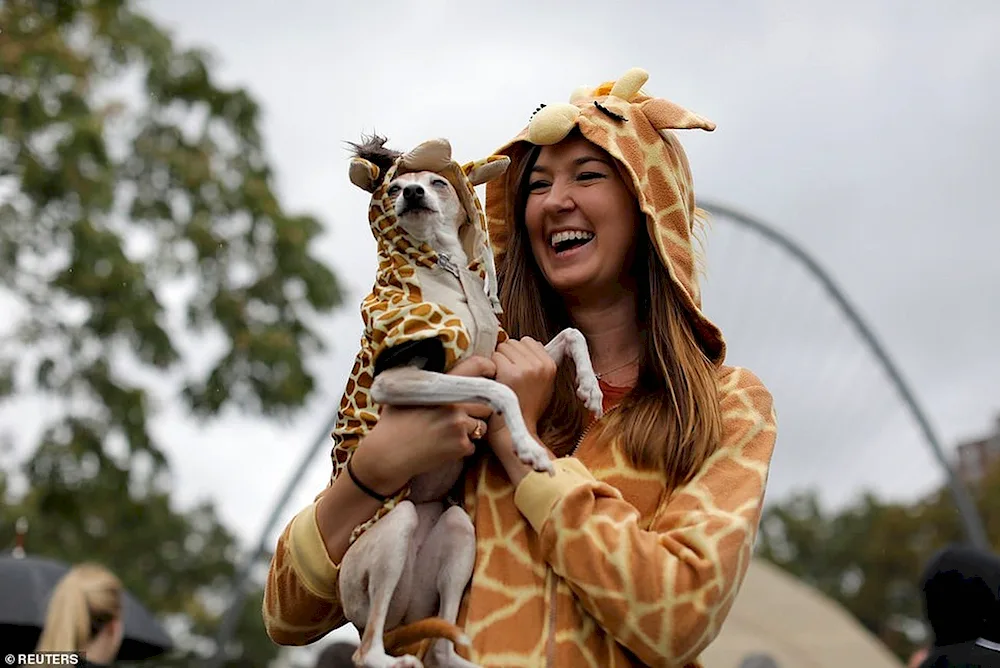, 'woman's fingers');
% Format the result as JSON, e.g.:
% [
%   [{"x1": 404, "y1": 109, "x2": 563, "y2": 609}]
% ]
[
  {"x1": 460, "y1": 401, "x2": 493, "y2": 420},
  {"x1": 450, "y1": 355, "x2": 496, "y2": 379},
  {"x1": 522, "y1": 336, "x2": 555, "y2": 368},
  {"x1": 467, "y1": 416, "x2": 488, "y2": 441},
  {"x1": 455, "y1": 414, "x2": 488, "y2": 455},
  {"x1": 497, "y1": 337, "x2": 556, "y2": 377},
  {"x1": 497, "y1": 339, "x2": 533, "y2": 367}
]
